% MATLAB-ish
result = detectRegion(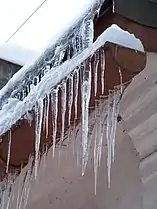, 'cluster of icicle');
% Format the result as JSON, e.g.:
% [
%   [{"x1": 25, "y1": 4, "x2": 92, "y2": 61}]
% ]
[
  {"x1": 0, "y1": 18, "x2": 94, "y2": 109},
  {"x1": 1, "y1": 47, "x2": 125, "y2": 209},
  {"x1": 11, "y1": 19, "x2": 93, "y2": 102}
]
